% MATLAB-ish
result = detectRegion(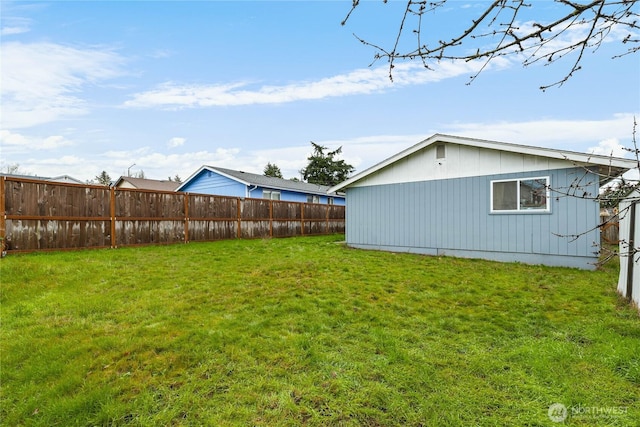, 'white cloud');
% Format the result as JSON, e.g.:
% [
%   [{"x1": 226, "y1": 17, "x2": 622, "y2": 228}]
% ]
[
  {"x1": 4, "y1": 114, "x2": 636, "y2": 184},
  {"x1": 1, "y1": 25, "x2": 30, "y2": 36},
  {"x1": 588, "y1": 138, "x2": 628, "y2": 158},
  {"x1": 102, "y1": 147, "x2": 242, "y2": 180},
  {"x1": 438, "y1": 113, "x2": 638, "y2": 151},
  {"x1": 0, "y1": 130, "x2": 74, "y2": 155},
  {"x1": 0, "y1": 41, "x2": 126, "y2": 128},
  {"x1": 167, "y1": 137, "x2": 186, "y2": 148},
  {"x1": 1, "y1": 15, "x2": 32, "y2": 36},
  {"x1": 122, "y1": 59, "x2": 507, "y2": 109}
]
